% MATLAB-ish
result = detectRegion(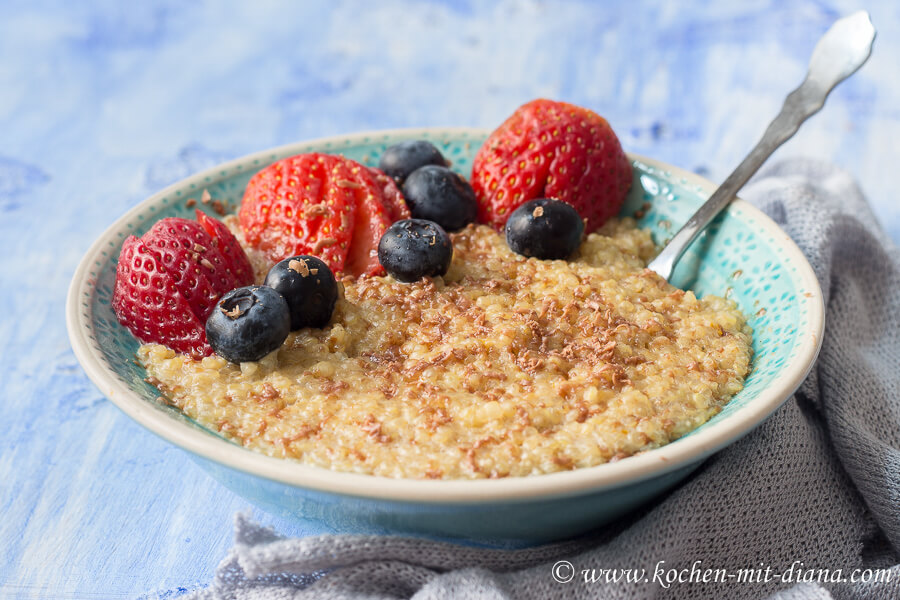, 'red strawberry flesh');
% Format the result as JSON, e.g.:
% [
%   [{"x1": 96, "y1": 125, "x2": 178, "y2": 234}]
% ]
[
  {"x1": 343, "y1": 166, "x2": 399, "y2": 277},
  {"x1": 239, "y1": 154, "x2": 411, "y2": 278},
  {"x1": 367, "y1": 167, "x2": 411, "y2": 223},
  {"x1": 196, "y1": 209, "x2": 254, "y2": 285},
  {"x1": 239, "y1": 153, "x2": 357, "y2": 273}
]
